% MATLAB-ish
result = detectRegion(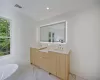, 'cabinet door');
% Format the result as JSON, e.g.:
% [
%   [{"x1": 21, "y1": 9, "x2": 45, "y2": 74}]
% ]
[
  {"x1": 48, "y1": 52, "x2": 57, "y2": 75},
  {"x1": 35, "y1": 51, "x2": 43, "y2": 67},
  {"x1": 65, "y1": 55, "x2": 70, "y2": 80},
  {"x1": 57, "y1": 54, "x2": 66, "y2": 80},
  {"x1": 30, "y1": 48, "x2": 38, "y2": 65},
  {"x1": 32, "y1": 48, "x2": 38, "y2": 65},
  {"x1": 30, "y1": 48, "x2": 33, "y2": 64}
]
